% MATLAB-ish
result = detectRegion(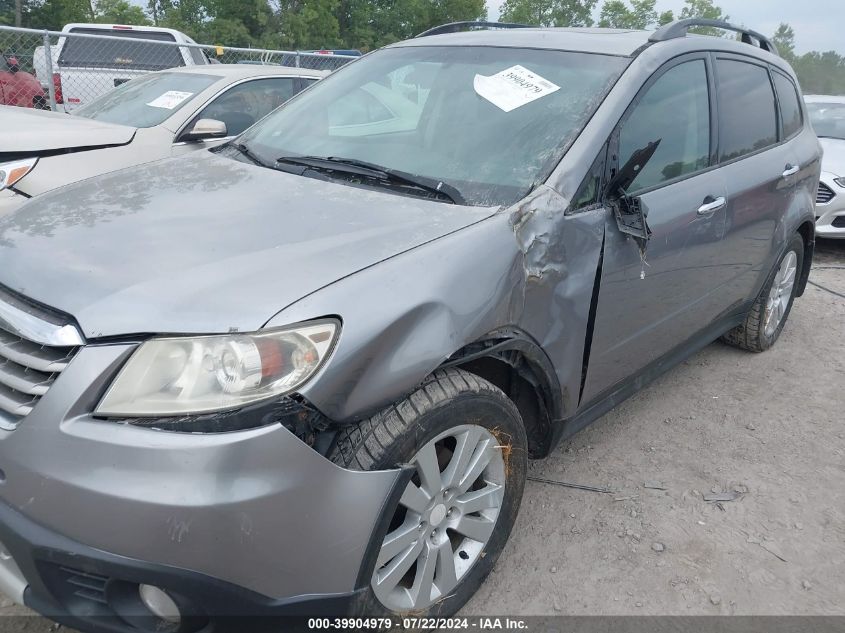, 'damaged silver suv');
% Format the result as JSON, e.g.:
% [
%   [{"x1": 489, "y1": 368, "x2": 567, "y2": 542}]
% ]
[{"x1": 0, "y1": 18, "x2": 821, "y2": 631}]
